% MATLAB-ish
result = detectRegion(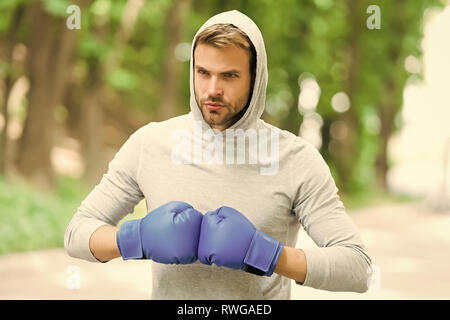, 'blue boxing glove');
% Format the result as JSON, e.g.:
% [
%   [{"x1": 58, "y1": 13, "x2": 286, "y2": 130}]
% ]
[
  {"x1": 116, "y1": 201, "x2": 203, "y2": 264},
  {"x1": 198, "y1": 206, "x2": 283, "y2": 276}
]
